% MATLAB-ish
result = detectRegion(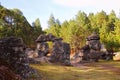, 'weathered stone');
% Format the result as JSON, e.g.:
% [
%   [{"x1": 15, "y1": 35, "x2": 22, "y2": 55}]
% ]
[
  {"x1": 0, "y1": 37, "x2": 40, "y2": 79},
  {"x1": 50, "y1": 40, "x2": 64, "y2": 62},
  {"x1": 36, "y1": 33, "x2": 71, "y2": 65},
  {"x1": 46, "y1": 33, "x2": 56, "y2": 41},
  {"x1": 86, "y1": 33, "x2": 101, "y2": 50},
  {"x1": 80, "y1": 45, "x2": 90, "y2": 61},
  {"x1": 88, "y1": 50, "x2": 101, "y2": 62},
  {"x1": 88, "y1": 40, "x2": 101, "y2": 50},
  {"x1": 86, "y1": 32, "x2": 100, "y2": 41},
  {"x1": 61, "y1": 42, "x2": 71, "y2": 65},
  {"x1": 36, "y1": 33, "x2": 57, "y2": 42},
  {"x1": 36, "y1": 34, "x2": 46, "y2": 42},
  {"x1": 50, "y1": 40, "x2": 71, "y2": 65},
  {"x1": 71, "y1": 32, "x2": 108, "y2": 63},
  {"x1": 37, "y1": 42, "x2": 49, "y2": 57},
  {"x1": 113, "y1": 52, "x2": 120, "y2": 61},
  {"x1": 0, "y1": 66, "x2": 22, "y2": 80},
  {"x1": 25, "y1": 48, "x2": 38, "y2": 58}
]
